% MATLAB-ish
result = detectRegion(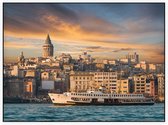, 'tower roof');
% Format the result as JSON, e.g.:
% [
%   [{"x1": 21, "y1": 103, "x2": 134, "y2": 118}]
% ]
[{"x1": 45, "y1": 34, "x2": 52, "y2": 44}]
